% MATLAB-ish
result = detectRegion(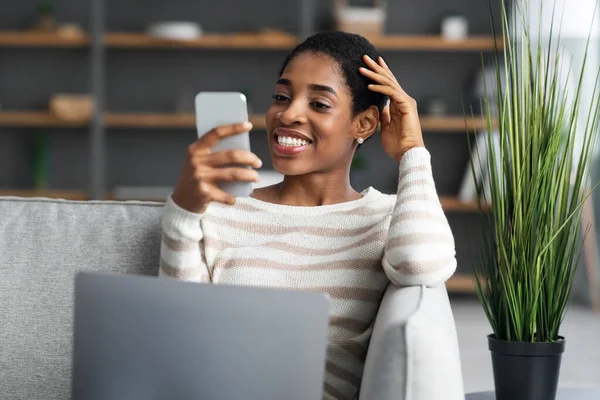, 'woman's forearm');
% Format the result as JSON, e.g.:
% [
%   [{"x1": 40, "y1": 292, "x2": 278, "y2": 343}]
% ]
[{"x1": 159, "y1": 195, "x2": 211, "y2": 282}]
